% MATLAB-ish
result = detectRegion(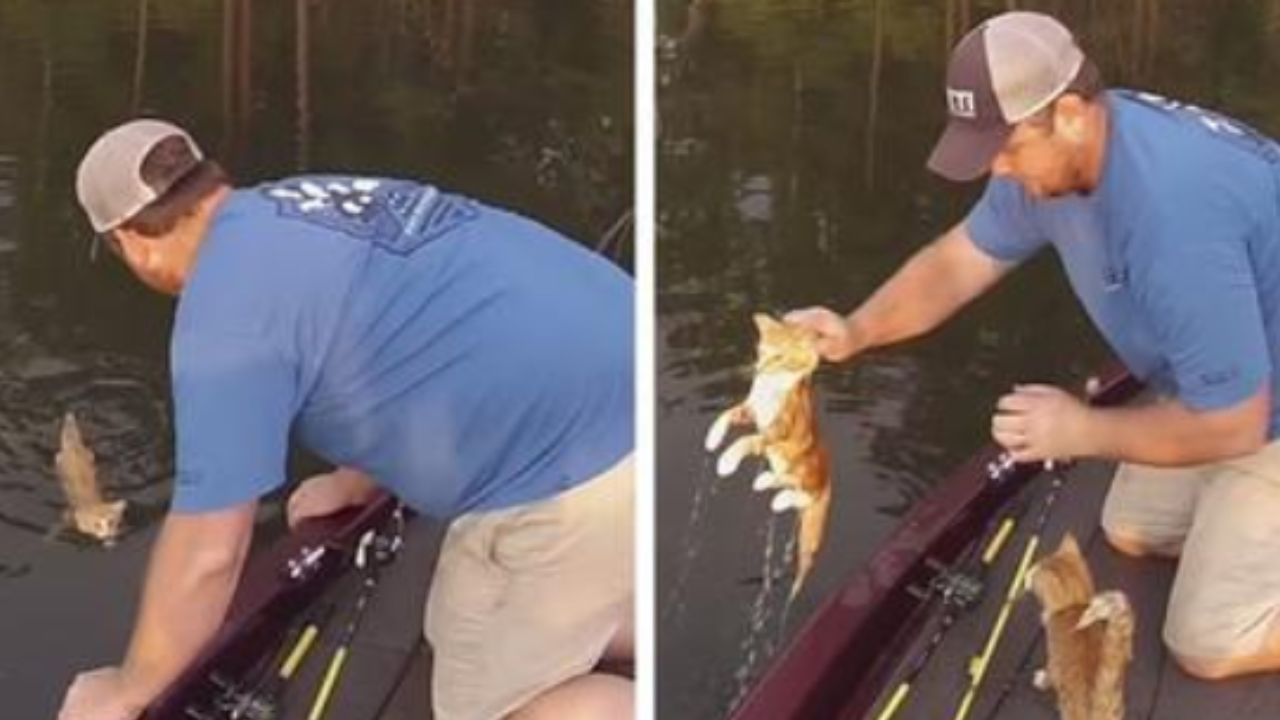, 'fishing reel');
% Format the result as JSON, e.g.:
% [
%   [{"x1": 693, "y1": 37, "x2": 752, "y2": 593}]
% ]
[
  {"x1": 283, "y1": 503, "x2": 406, "y2": 581},
  {"x1": 985, "y1": 453, "x2": 1074, "y2": 484},
  {"x1": 908, "y1": 557, "x2": 985, "y2": 611},
  {"x1": 356, "y1": 504, "x2": 406, "y2": 573},
  {"x1": 184, "y1": 673, "x2": 279, "y2": 720}
]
